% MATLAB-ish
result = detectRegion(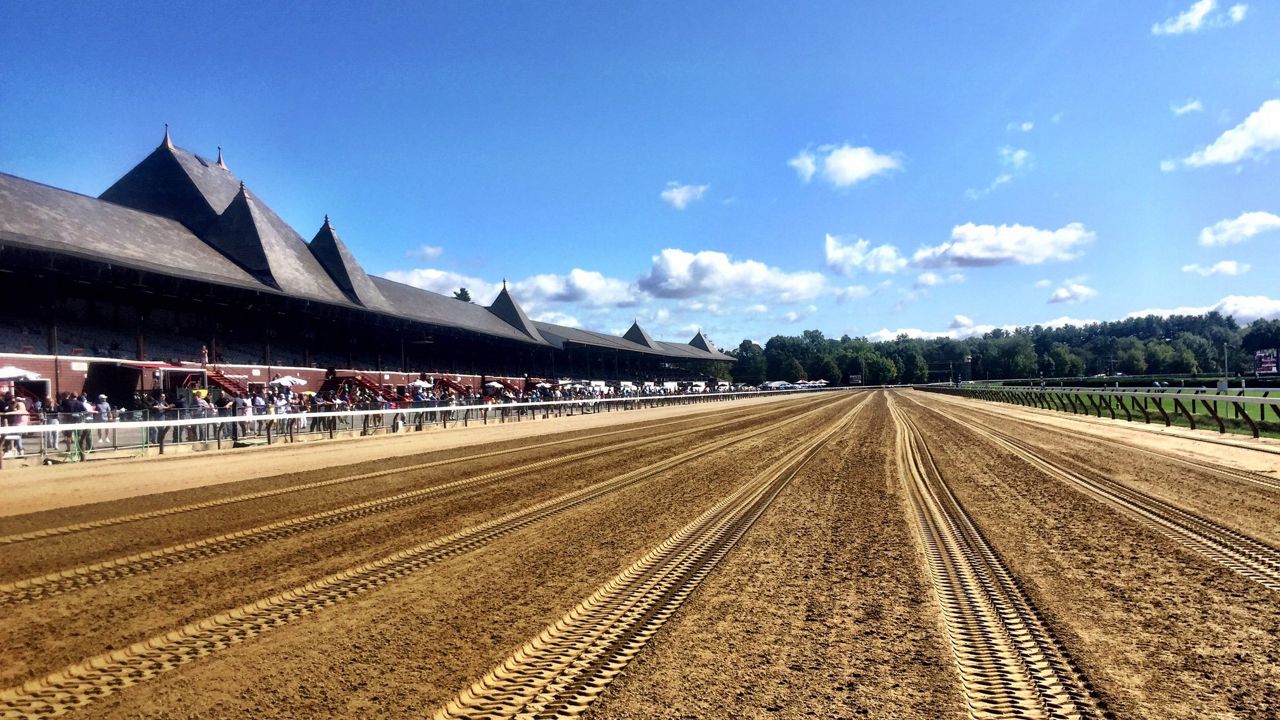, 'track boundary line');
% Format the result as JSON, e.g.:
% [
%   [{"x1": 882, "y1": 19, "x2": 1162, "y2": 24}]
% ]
[
  {"x1": 430, "y1": 393, "x2": 872, "y2": 719},
  {"x1": 0, "y1": 402, "x2": 817, "y2": 605},
  {"x1": 0, "y1": 396, "x2": 825, "y2": 547},
  {"x1": 0, "y1": 394, "x2": 860, "y2": 717},
  {"x1": 907, "y1": 389, "x2": 1280, "y2": 492},
  {"x1": 913, "y1": 398, "x2": 1280, "y2": 592},
  {"x1": 889, "y1": 394, "x2": 1106, "y2": 720}
]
